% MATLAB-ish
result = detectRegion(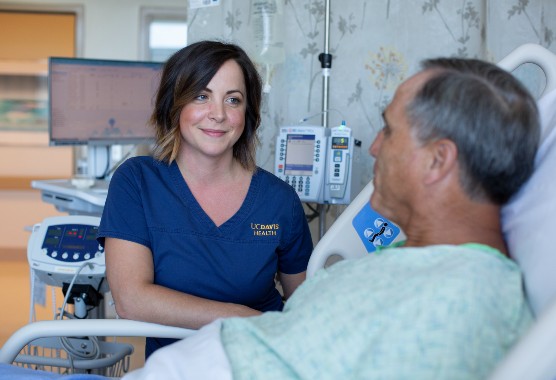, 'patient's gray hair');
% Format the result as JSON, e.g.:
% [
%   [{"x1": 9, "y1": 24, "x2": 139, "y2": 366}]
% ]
[{"x1": 406, "y1": 58, "x2": 540, "y2": 205}]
